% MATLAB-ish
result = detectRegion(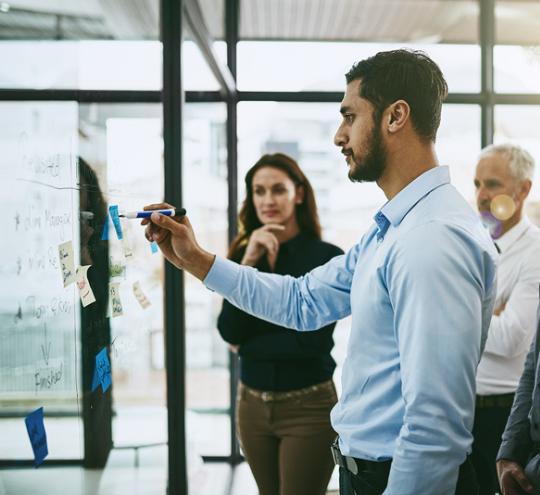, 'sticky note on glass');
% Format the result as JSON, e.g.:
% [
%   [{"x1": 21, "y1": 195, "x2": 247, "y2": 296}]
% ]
[
  {"x1": 58, "y1": 241, "x2": 75, "y2": 287},
  {"x1": 25, "y1": 407, "x2": 48, "y2": 467},
  {"x1": 109, "y1": 282, "x2": 123, "y2": 317},
  {"x1": 100, "y1": 216, "x2": 110, "y2": 241},
  {"x1": 95, "y1": 348, "x2": 112, "y2": 393},
  {"x1": 109, "y1": 205, "x2": 123, "y2": 240},
  {"x1": 76, "y1": 265, "x2": 96, "y2": 307},
  {"x1": 91, "y1": 365, "x2": 100, "y2": 392},
  {"x1": 121, "y1": 235, "x2": 133, "y2": 260},
  {"x1": 133, "y1": 281, "x2": 151, "y2": 309}
]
